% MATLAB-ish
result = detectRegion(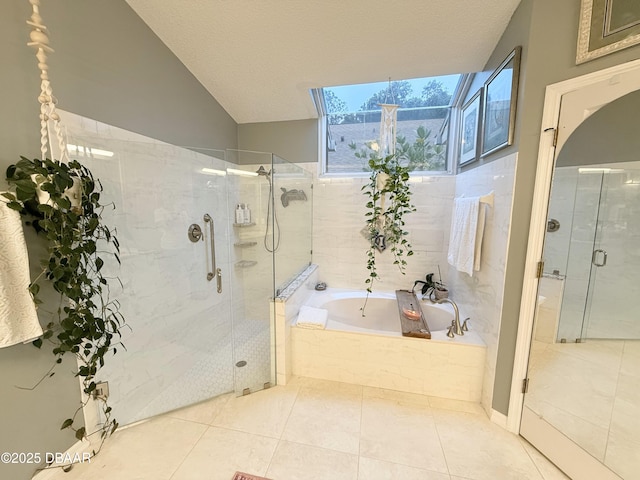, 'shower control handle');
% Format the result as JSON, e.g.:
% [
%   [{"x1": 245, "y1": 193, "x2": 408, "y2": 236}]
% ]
[
  {"x1": 592, "y1": 249, "x2": 607, "y2": 267},
  {"x1": 204, "y1": 214, "x2": 221, "y2": 292},
  {"x1": 216, "y1": 268, "x2": 222, "y2": 294}
]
